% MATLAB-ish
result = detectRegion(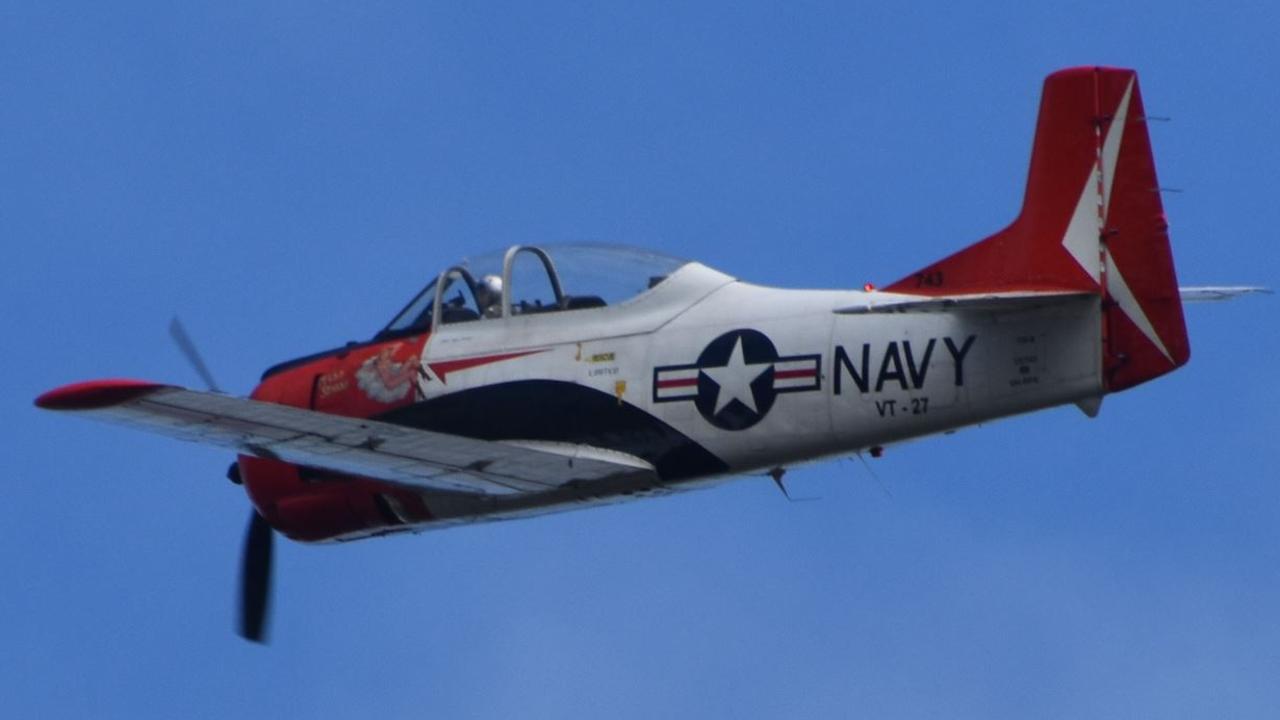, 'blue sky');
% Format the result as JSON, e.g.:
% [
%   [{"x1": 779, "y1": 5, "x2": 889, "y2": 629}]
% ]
[{"x1": 3, "y1": 2, "x2": 1278, "y2": 717}]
